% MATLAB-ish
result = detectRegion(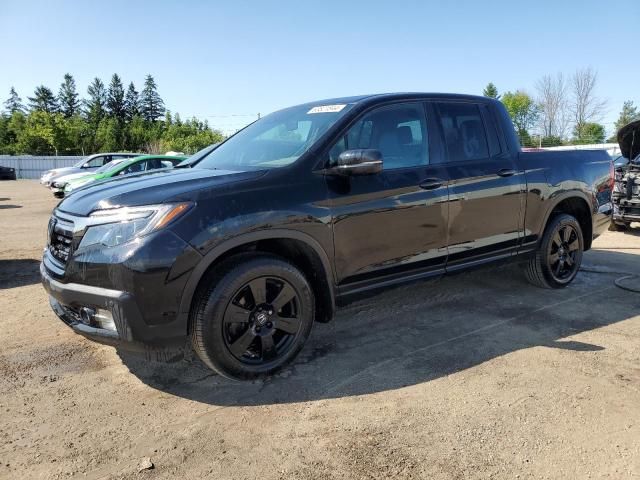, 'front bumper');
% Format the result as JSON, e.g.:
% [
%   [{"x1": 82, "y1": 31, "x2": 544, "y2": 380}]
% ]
[{"x1": 41, "y1": 262, "x2": 138, "y2": 346}]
